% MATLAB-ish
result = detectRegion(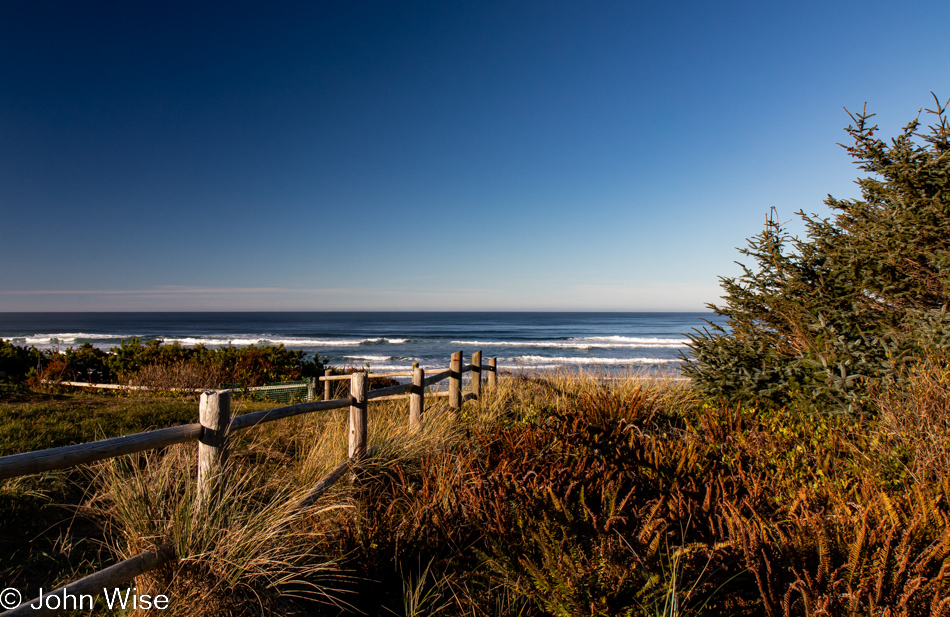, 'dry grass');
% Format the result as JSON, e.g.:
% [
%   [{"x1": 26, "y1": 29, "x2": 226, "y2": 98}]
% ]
[
  {"x1": 122, "y1": 362, "x2": 224, "y2": 392},
  {"x1": 92, "y1": 413, "x2": 357, "y2": 615},
  {"x1": 68, "y1": 364, "x2": 950, "y2": 616},
  {"x1": 88, "y1": 383, "x2": 479, "y2": 616},
  {"x1": 871, "y1": 357, "x2": 950, "y2": 483}
]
